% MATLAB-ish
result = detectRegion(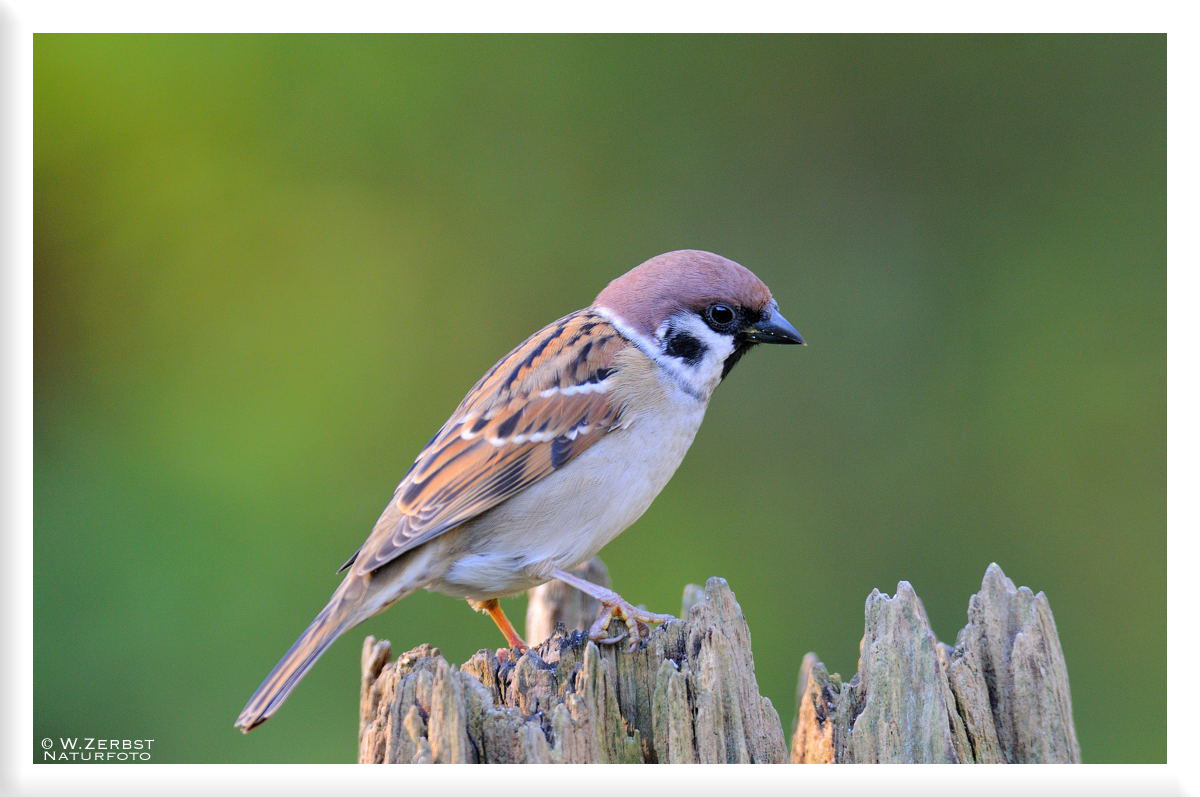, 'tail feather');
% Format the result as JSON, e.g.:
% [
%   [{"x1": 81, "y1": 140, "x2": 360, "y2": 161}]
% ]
[{"x1": 235, "y1": 596, "x2": 356, "y2": 733}]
